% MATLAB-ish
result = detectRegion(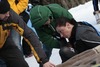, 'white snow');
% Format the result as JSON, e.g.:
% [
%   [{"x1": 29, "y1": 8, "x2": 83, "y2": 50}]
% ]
[{"x1": 25, "y1": 1, "x2": 100, "y2": 67}]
